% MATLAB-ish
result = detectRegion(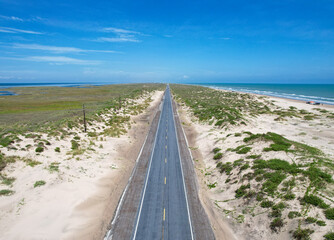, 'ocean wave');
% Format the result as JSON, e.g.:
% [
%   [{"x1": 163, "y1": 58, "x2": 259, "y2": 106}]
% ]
[{"x1": 206, "y1": 85, "x2": 334, "y2": 105}]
